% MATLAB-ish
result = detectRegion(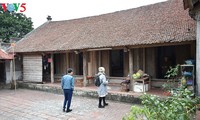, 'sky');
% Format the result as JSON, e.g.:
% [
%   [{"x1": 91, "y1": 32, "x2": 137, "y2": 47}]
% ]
[{"x1": 2, "y1": 0, "x2": 167, "y2": 28}]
